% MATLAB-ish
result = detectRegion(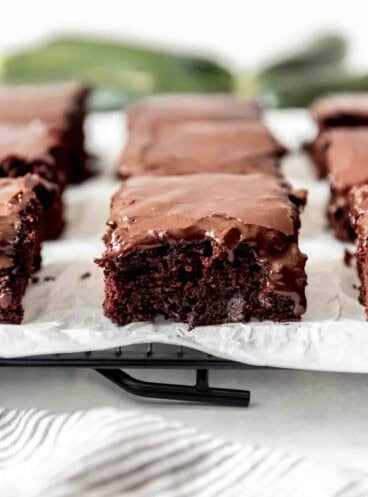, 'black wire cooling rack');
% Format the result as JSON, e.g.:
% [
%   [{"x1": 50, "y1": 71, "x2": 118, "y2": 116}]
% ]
[{"x1": 0, "y1": 344, "x2": 253, "y2": 407}]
